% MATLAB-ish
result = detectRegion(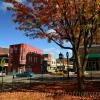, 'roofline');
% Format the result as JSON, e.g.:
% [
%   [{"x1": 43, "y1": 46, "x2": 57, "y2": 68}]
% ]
[{"x1": 10, "y1": 43, "x2": 43, "y2": 52}]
